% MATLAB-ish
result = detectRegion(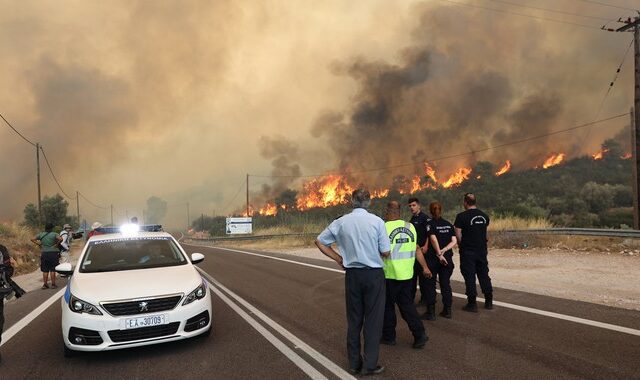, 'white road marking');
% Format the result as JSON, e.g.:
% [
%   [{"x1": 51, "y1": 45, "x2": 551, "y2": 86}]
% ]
[
  {"x1": 195, "y1": 244, "x2": 640, "y2": 338},
  {"x1": 198, "y1": 268, "x2": 356, "y2": 380},
  {"x1": 204, "y1": 279, "x2": 328, "y2": 380},
  {"x1": 1, "y1": 287, "x2": 66, "y2": 347}
]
